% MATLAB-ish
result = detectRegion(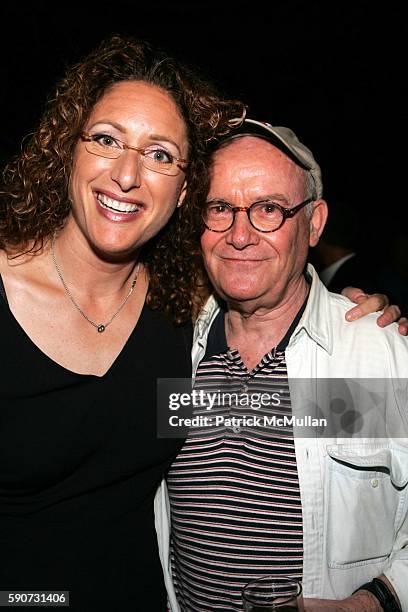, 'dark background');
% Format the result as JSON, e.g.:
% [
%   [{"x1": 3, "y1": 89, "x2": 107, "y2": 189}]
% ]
[{"x1": 0, "y1": 1, "x2": 406, "y2": 294}]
